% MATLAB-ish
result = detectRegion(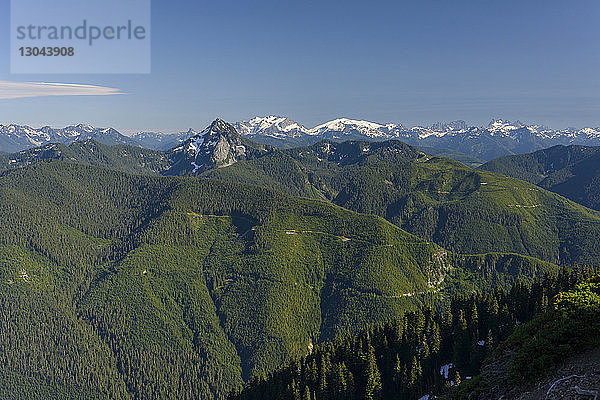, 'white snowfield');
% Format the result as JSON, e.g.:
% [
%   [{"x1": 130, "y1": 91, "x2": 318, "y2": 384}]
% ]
[{"x1": 231, "y1": 116, "x2": 600, "y2": 142}]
